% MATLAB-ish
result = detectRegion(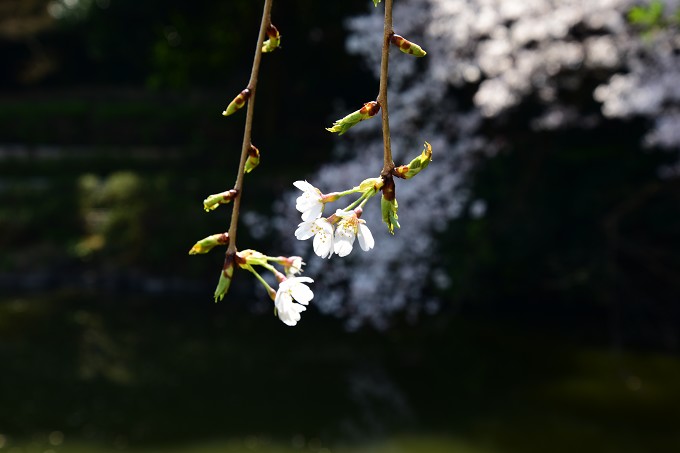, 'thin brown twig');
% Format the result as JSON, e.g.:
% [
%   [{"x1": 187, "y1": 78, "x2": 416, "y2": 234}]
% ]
[
  {"x1": 227, "y1": 0, "x2": 273, "y2": 254},
  {"x1": 378, "y1": 0, "x2": 394, "y2": 177}
]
